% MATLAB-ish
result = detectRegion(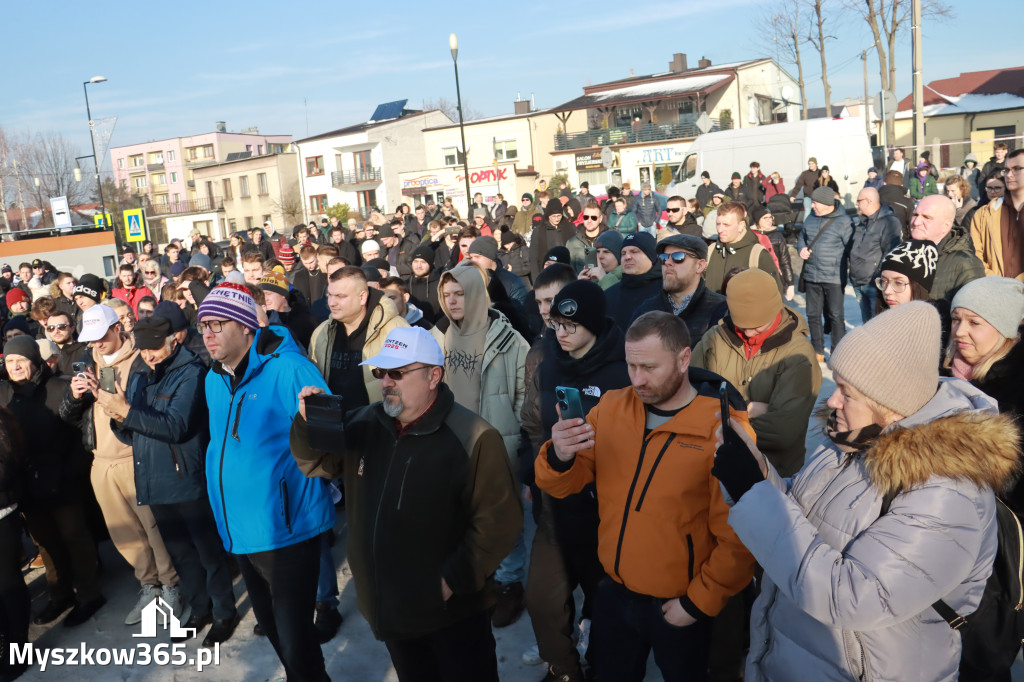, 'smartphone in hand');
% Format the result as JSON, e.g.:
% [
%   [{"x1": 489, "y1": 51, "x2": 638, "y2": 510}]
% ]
[
  {"x1": 719, "y1": 381, "x2": 730, "y2": 426},
  {"x1": 305, "y1": 393, "x2": 346, "y2": 453},
  {"x1": 99, "y1": 367, "x2": 117, "y2": 393},
  {"x1": 556, "y1": 386, "x2": 586, "y2": 422}
]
